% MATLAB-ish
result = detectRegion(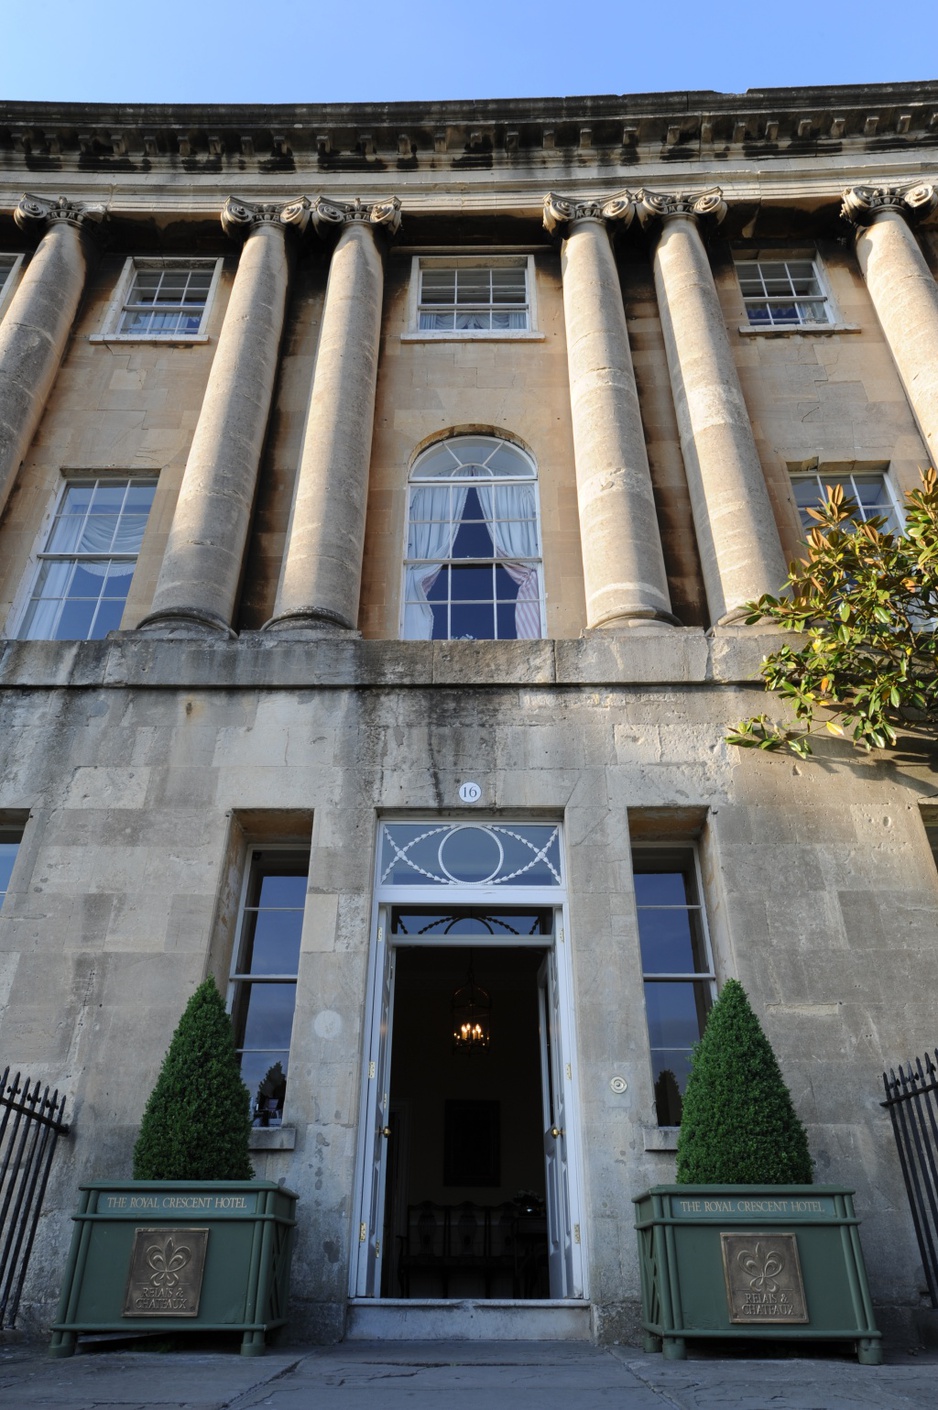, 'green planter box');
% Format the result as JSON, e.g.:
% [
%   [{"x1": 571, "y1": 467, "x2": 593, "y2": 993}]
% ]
[
  {"x1": 633, "y1": 1185, "x2": 882, "y2": 1364},
  {"x1": 50, "y1": 1181, "x2": 297, "y2": 1357}
]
